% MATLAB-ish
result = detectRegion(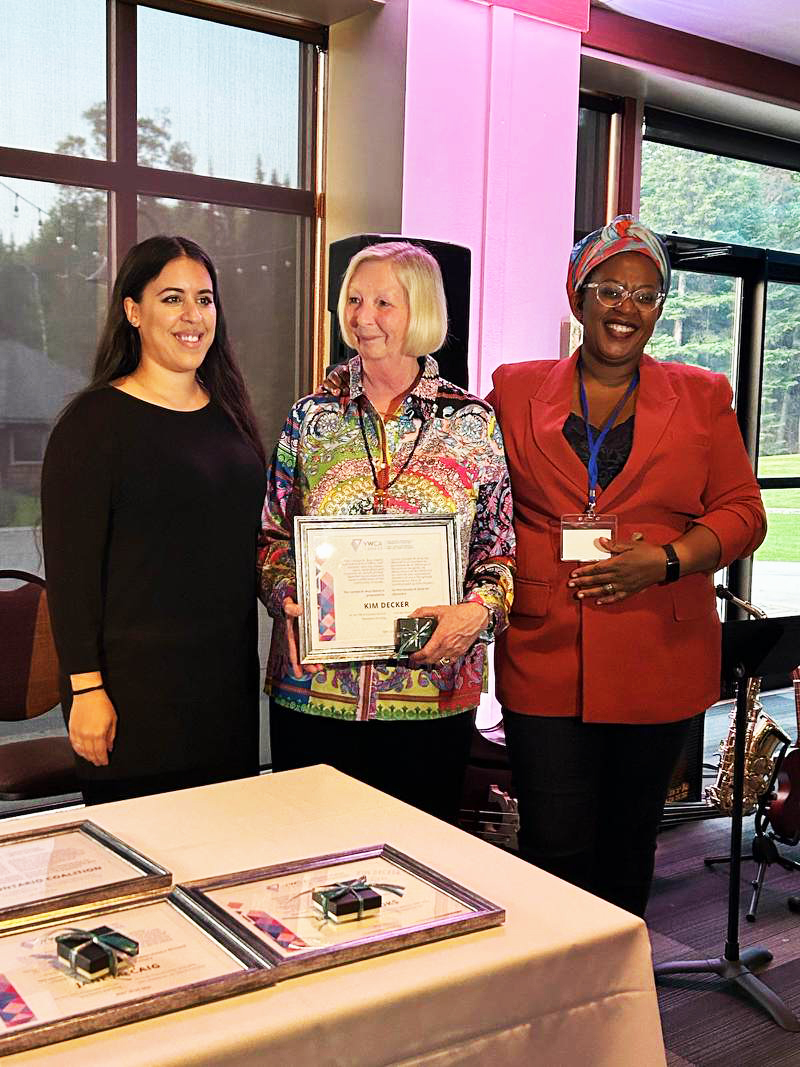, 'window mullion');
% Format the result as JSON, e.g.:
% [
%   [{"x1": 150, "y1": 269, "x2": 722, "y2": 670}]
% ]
[
  {"x1": 109, "y1": 0, "x2": 138, "y2": 275},
  {"x1": 727, "y1": 258, "x2": 768, "y2": 611},
  {"x1": 133, "y1": 166, "x2": 315, "y2": 215}
]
